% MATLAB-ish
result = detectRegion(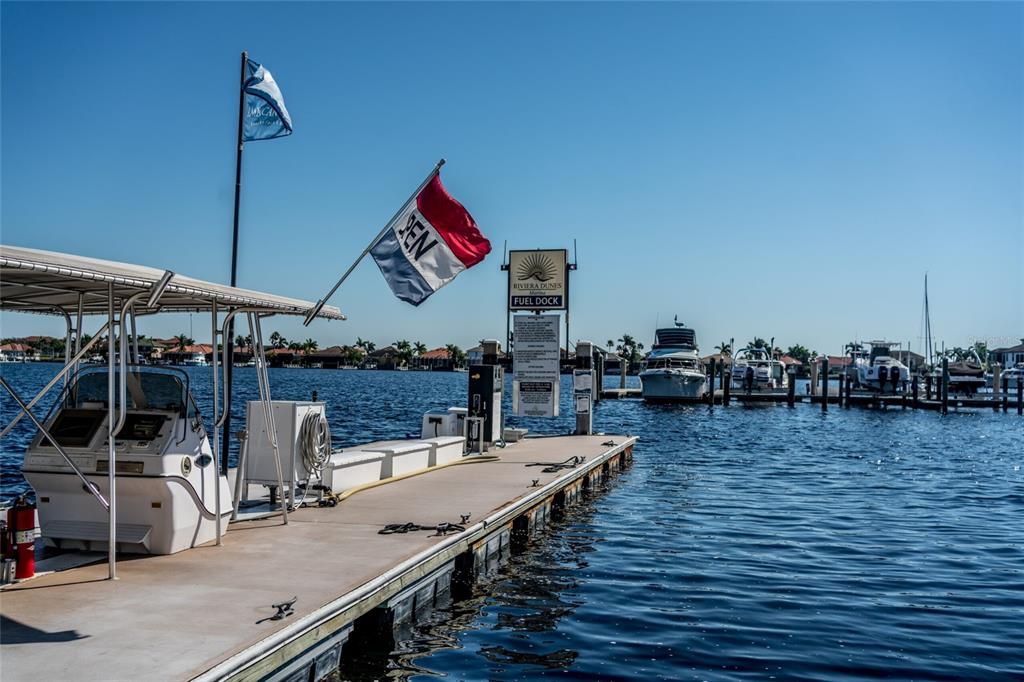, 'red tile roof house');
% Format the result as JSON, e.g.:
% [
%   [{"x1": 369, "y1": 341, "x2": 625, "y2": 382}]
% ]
[
  {"x1": 160, "y1": 344, "x2": 214, "y2": 365},
  {"x1": 415, "y1": 347, "x2": 453, "y2": 371},
  {"x1": 0, "y1": 342, "x2": 37, "y2": 362}
]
